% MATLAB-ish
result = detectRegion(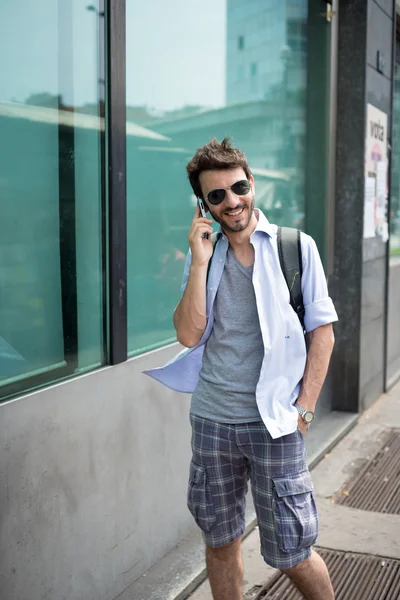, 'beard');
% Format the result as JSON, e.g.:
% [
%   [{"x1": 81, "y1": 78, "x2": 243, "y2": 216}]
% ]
[{"x1": 209, "y1": 194, "x2": 255, "y2": 233}]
